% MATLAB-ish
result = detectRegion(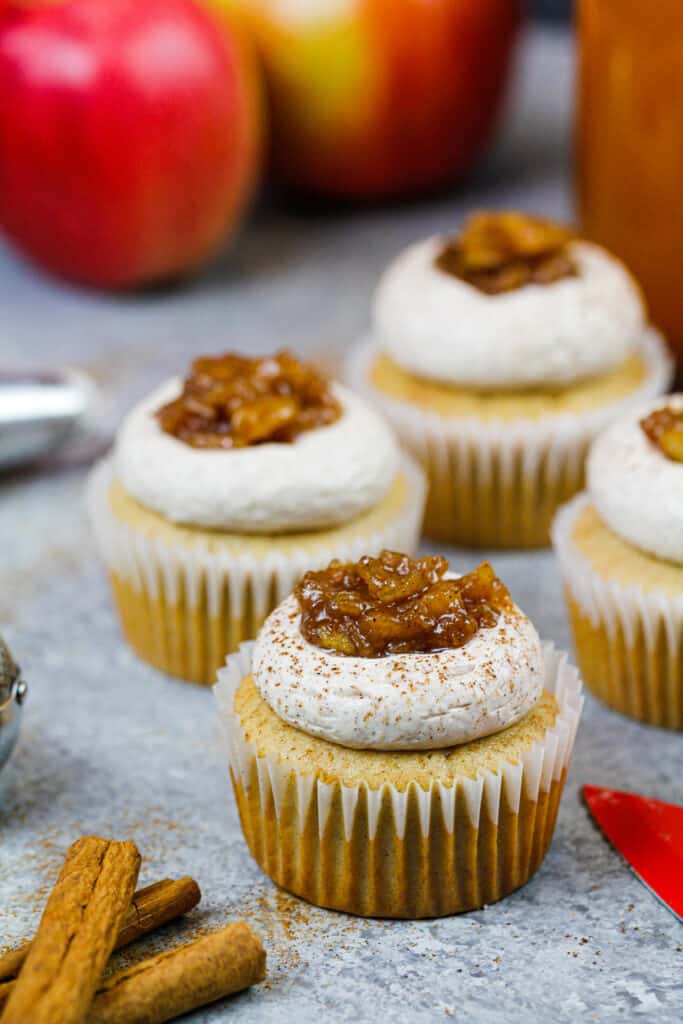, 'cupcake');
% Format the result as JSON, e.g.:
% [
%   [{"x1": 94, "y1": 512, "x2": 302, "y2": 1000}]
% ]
[
  {"x1": 348, "y1": 211, "x2": 673, "y2": 548},
  {"x1": 87, "y1": 351, "x2": 425, "y2": 685},
  {"x1": 215, "y1": 550, "x2": 583, "y2": 918},
  {"x1": 553, "y1": 395, "x2": 683, "y2": 730}
]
